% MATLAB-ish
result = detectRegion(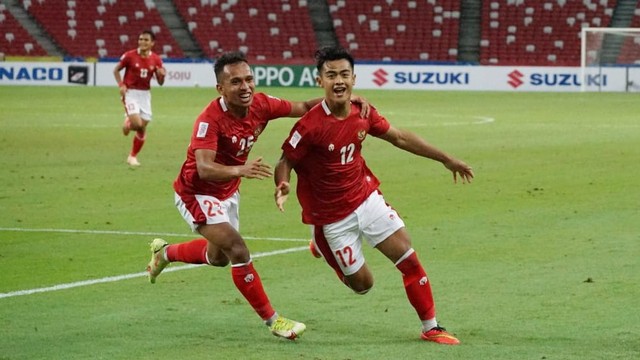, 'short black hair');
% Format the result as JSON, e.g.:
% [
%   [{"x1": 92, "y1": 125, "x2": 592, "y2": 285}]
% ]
[
  {"x1": 140, "y1": 30, "x2": 155, "y2": 41},
  {"x1": 214, "y1": 51, "x2": 248, "y2": 82},
  {"x1": 314, "y1": 46, "x2": 354, "y2": 73}
]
